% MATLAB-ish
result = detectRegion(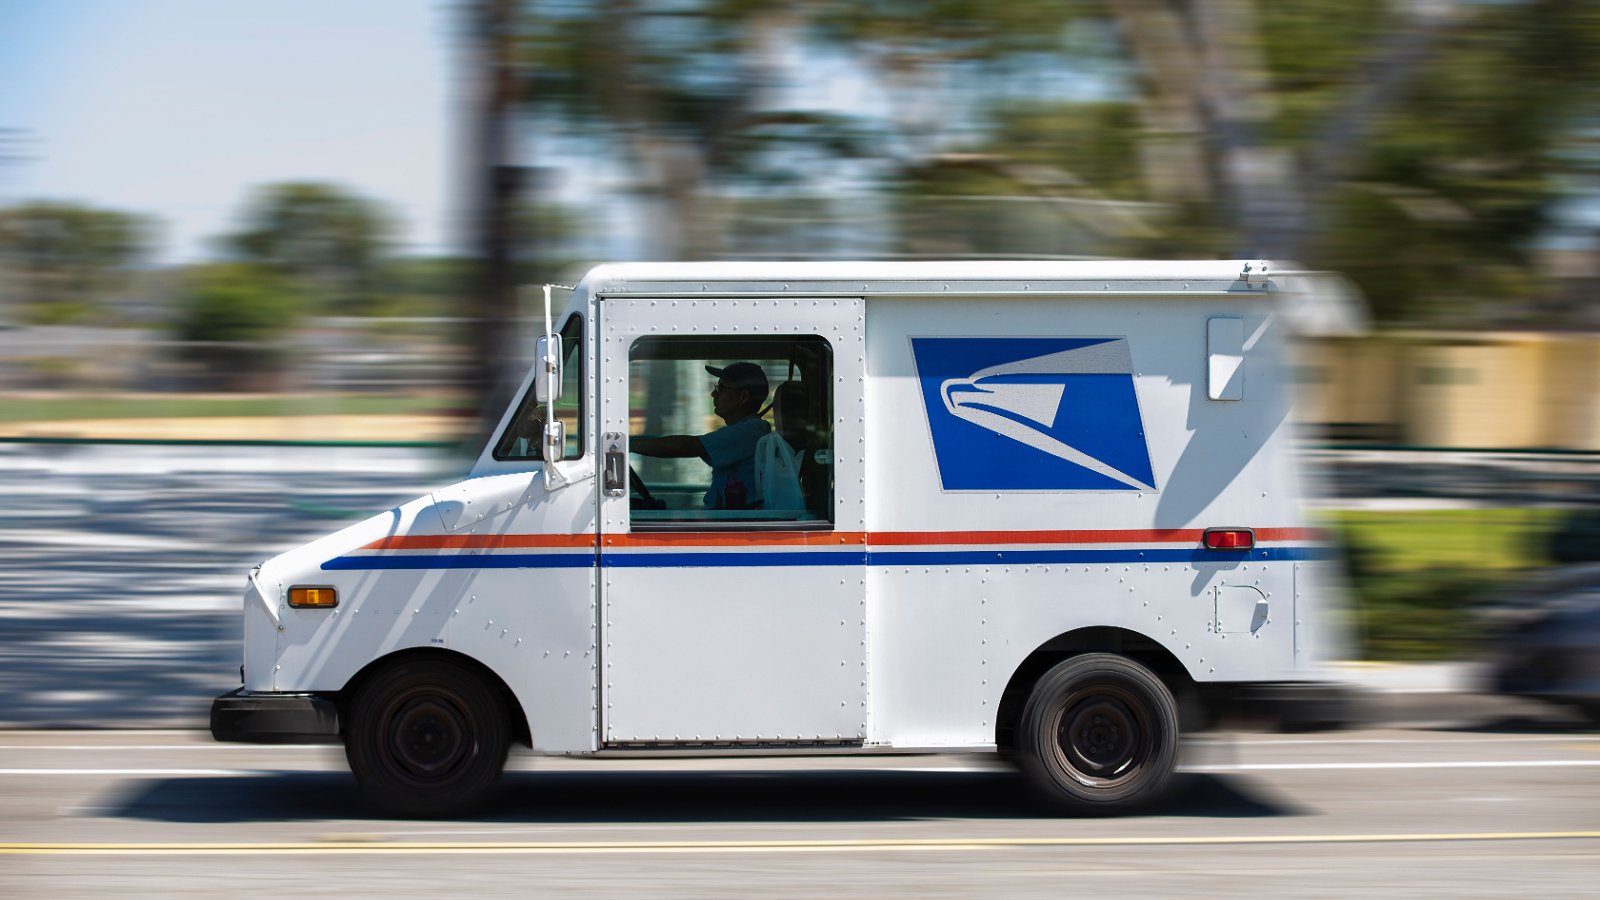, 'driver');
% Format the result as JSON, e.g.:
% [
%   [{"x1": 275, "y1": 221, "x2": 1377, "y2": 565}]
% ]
[{"x1": 630, "y1": 361, "x2": 772, "y2": 509}]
